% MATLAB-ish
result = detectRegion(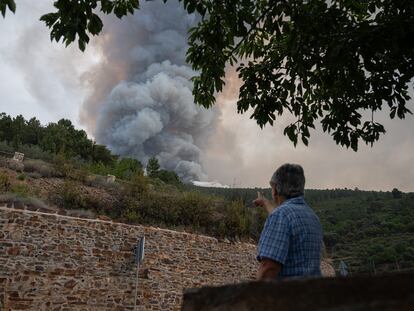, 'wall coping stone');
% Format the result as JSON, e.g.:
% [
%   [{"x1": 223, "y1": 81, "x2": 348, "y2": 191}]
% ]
[{"x1": 182, "y1": 272, "x2": 414, "y2": 310}]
